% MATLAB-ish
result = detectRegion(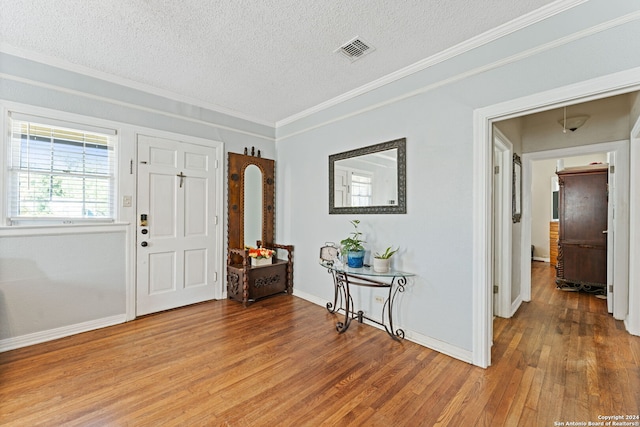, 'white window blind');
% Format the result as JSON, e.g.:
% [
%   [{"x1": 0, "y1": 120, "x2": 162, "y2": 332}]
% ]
[
  {"x1": 7, "y1": 113, "x2": 117, "y2": 224},
  {"x1": 350, "y1": 172, "x2": 372, "y2": 207}
]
